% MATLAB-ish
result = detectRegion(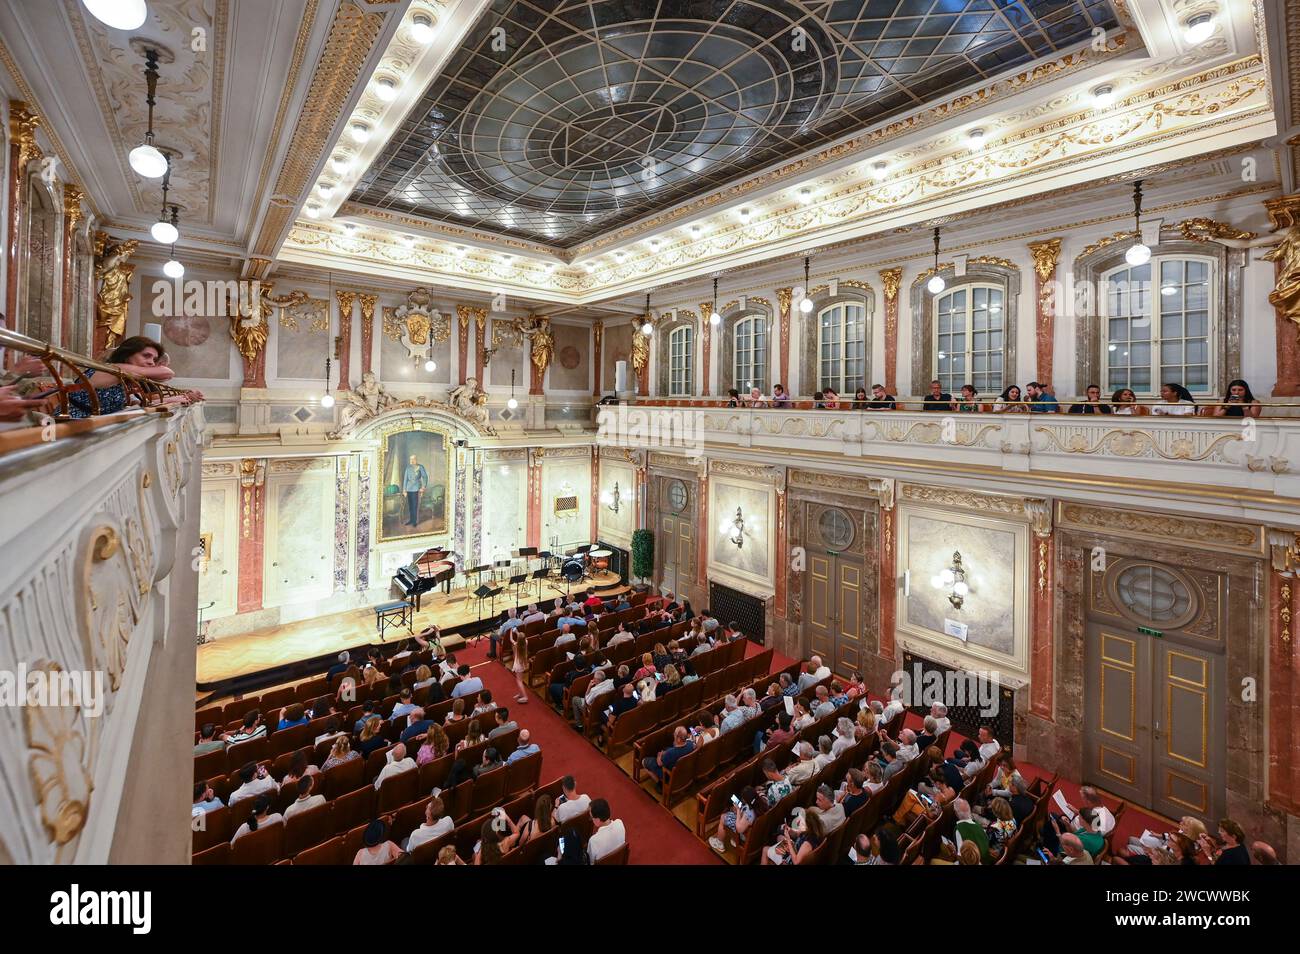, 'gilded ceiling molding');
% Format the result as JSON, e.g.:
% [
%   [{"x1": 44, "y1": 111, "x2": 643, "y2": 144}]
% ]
[
  {"x1": 248, "y1": 0, "x2": 386, "y2": 260},
  {"x1": 808, "y1": 279, "x2": 874, "y2": 297},
  {"x1": 900, "y1": 482, "x2": 1028, "y2": 516},
  {"x1": 267, "y1": 289, "x2": 328, "y2": 332},
  {"x1": 1055, "y1": 501, "x2": 1263, "y2": 556},
  {"x1": 8, "y1": 100, "x2": 42, "y2": 176},
  {"x1": 1177, "y1": 217, "x2": 1258, "y2": 243}
]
